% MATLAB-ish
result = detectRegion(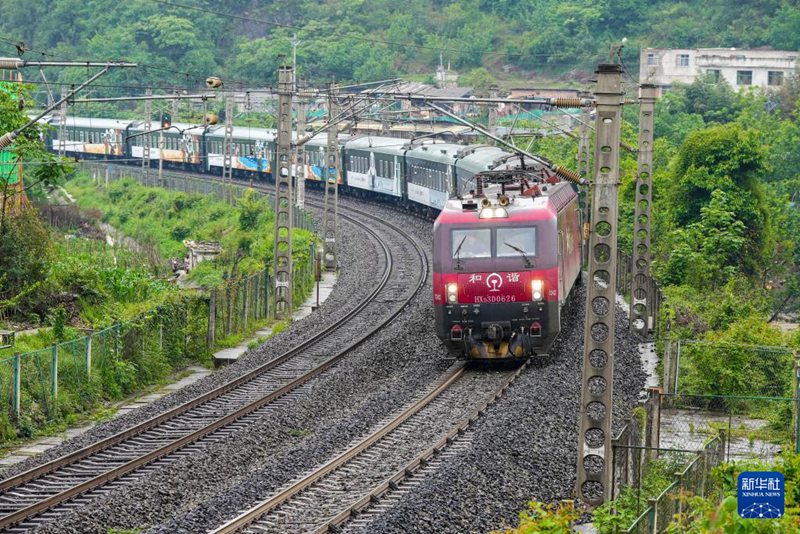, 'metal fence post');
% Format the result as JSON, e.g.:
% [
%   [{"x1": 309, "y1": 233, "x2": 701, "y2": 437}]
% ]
[
  {"x1": 795, "y1": 353, "x2": 800, "y2": 453},
  {"x1": 115, "y1": 324, "x2": 121, "y2": 360},
  {"x1": 51, "y1": 345, "x2": 58, "y2": 400},
  {"x1": 674, "y1": 472, "x2": 683, "y2": 522},
  {"x1": 208, "y1": 289, "x2": 216, "y2": 347},
  {"x1": 674, "y1": 340, "x2": 682, "y2": 394},
  {"x1": 700, "y1": 445, "x2": 707, "y2": 498},
  {"x1": 13, "y1": 352, "x2": 20, "y2": 417},
  {"x1": 85, "y1": 335, "x2": 92, "y2": 378},
  {"x1": 647, "y1": 498, "x2": 657, "y2": 534},
  {"x1": 226, "y1": 284, "x2": 232, "y2": 336}
]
